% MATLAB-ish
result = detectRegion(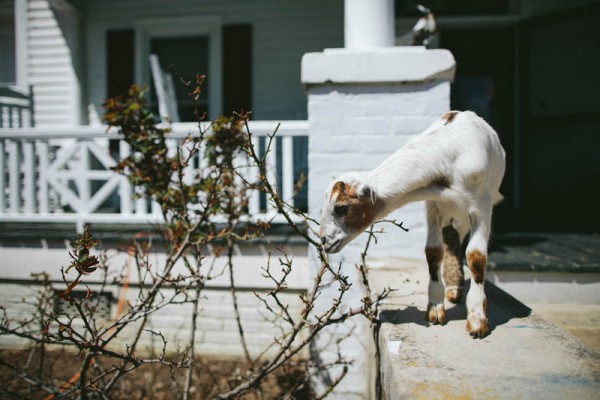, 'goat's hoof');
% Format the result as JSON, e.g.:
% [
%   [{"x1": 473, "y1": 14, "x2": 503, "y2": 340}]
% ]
[
  {"x1": 445, "y1": 288, "x2": 463, "y2": 304},
  {"x1": 466, "y1": 314, "x2": 489, "y2": 338},
  {"x1": 426, "y1": 303, "x2": 447, "y2": 325}
]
